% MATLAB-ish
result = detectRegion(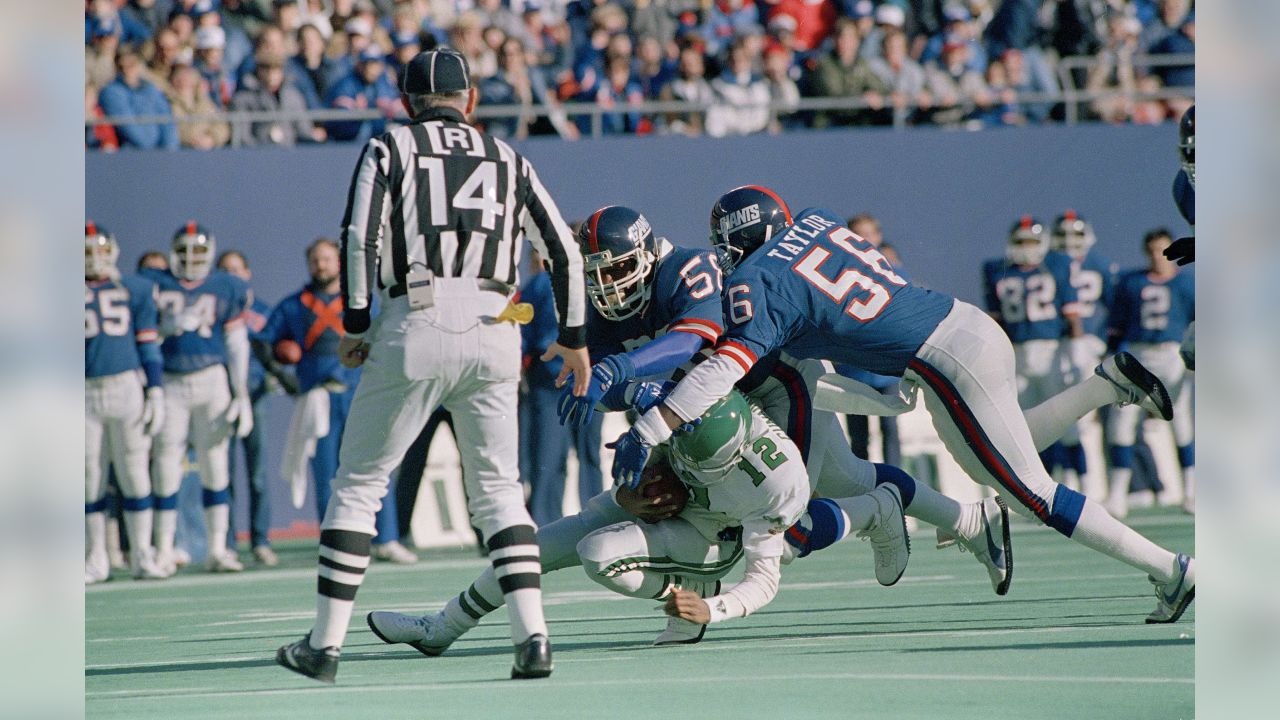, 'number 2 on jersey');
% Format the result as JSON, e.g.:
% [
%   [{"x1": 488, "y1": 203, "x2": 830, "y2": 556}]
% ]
[{"x1": 793, "y1": 227, "x2": 906, "y2": 321}]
